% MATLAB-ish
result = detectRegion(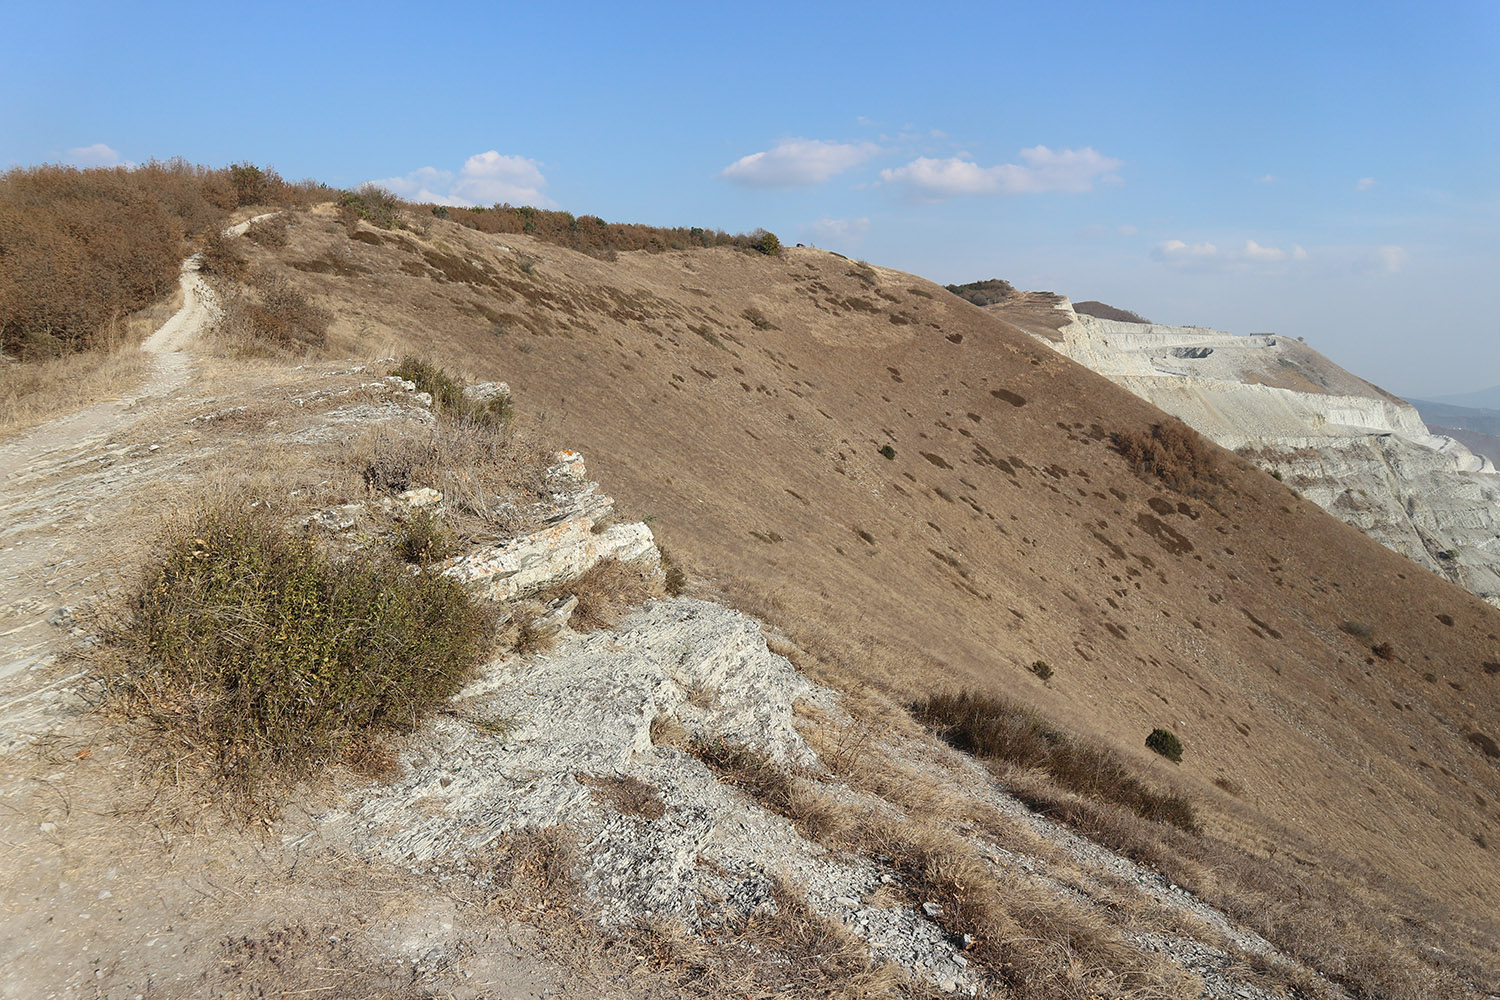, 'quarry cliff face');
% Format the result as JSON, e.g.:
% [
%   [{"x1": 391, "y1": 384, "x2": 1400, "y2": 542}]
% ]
[{"x1": 1001, "y1": 295, "x2": 1500, "y2": 605}]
